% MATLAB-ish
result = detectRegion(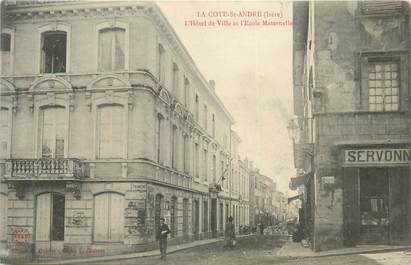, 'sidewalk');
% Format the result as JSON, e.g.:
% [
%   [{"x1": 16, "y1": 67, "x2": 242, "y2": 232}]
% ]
[
  {"x1": 276, "y1": 240, "x2": 411, "y2": 259},
  {"x1": 26, "y1": 237, "x2": 227, "y2": 265}
]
